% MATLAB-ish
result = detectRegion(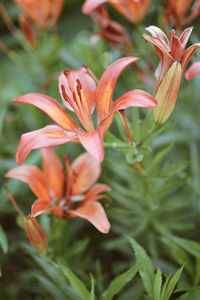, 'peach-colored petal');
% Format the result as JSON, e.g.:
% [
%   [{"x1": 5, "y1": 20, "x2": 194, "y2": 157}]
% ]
[
  {"x1": 84, "y1": 183, "x2": 111, "y2": 201},
  {"x1": 145, "y1": 25, "x2": 170, "y2": 49},
  {"x1": 82, "y1": 0, "x2": 107, "y2": 14},
  {"x1": 143, "y1": 34, "x2": 173, "y2": 60},
  {"x1": 96, "y1": 57, "x2": 139, "y2": 123},
  {"x1": 170, "y1": 35, "x2": 183, "y2": 61},
  {"x1": 16, "y1": 125, "x2": 76, "y2": 165},
  {"x1": 185, "y1": 62, "x2": 200, "y2": 80},
  {"x1": 110, "y1": 89, "x2": 158, "y2": 112},
  {"x1": 181, "y1": 43, "x2": 200, "y2": 74},
  {"x1": 5, "y1": 166, "x2": 50, "y2": 202},
  {"x1": 68, "y1": 201, "x2": 110, "y2": 233},
  {"x1": 70, "y1": 153, "x2": 101, "y2": 195},
  {"x1": 41, "y1": 148, "x2": 64, "y2": 200},
  {"x1": 13, "y1": 93, "x2": 78, "y2": 131},
  {"x1": 180, "y1": 27, "x2": 193, "y2": 49},
  {"x1": 77, "y1": 128, "x2": 104, "y2": 162},
  {"x1": 59, "y1": 68, "x2": 96, "y2": 132},
  {"x1": 48, "y1": 0, "x2": 65, "y2": 28},
  {"x1": 31, "y1": 199, "x2": 64, "y2": 218}
]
